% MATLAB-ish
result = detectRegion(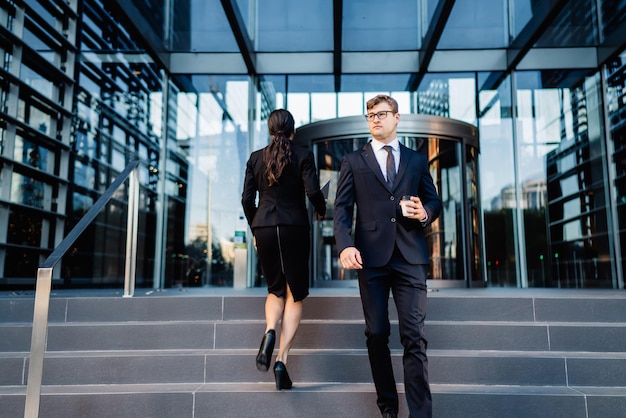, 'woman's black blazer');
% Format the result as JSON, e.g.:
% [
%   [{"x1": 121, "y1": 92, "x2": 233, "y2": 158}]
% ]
[{"x1": 242, "y1": 144, "x2": 326, "y2": 230}]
